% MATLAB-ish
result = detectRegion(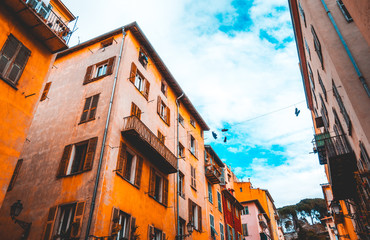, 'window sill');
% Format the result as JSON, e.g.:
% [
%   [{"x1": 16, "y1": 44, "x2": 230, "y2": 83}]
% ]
[
  {"x1": 83, "y1": 74, "x2": 109, "y2": 85},
  {"x1": 115, "y1": 172, "x2": 140, "y2": 190},
  {"x1": 188, "y1": 149, "x2": 198, "y2": 159},
  {"x1": 57, "y1": 170, "x2": 90, "y2": 178},
  {"x1": 149, "y1": 195, "x2": 167, "y2": 208},
  {"x1": 0, "y1": 76, "x2": 18, "y2": 90},
  {"x1": 78, "y1": 118, "x2": 96, "y2": 125},
  {"x1": 158, "y1": 113, "x2": 170, "y2": 126},
  {"x1": 190, "y1": 185, "x2": 197, "y2": 191},
  {"x1": 180, "y1": 193, "x2": 186, "y2": 199},
  {"x1": 131, "y1": 83, "x2": 149, "y2": 101}
]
